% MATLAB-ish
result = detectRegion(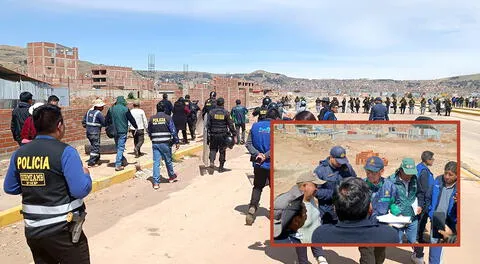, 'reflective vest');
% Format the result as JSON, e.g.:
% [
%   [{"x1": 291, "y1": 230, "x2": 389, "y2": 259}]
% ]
[
  {"x1": 208, "y1": 107, "x2": 229, "y2": 134},
  {"x1": 85, "y1": 109, "x2": 103, "y2": 134},
  {"x1": 149, "y1": 112, "x2": 173, "y2": 144},
  {"x1": 15, "y1": 138, "x2": 85, "y2": 239}
]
